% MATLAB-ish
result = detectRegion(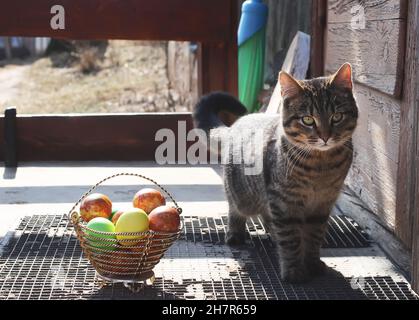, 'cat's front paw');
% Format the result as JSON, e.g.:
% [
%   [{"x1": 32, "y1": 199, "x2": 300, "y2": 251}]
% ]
[
  {"x1": 226, "y1": 231, "x2": 246, "y2": 246},
  {"x1": 281, "y1": 267, "x2": 309, "y2": 284},
  {"x1": 306, "y1": 259, "x2": 327, "y2": 277}
]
